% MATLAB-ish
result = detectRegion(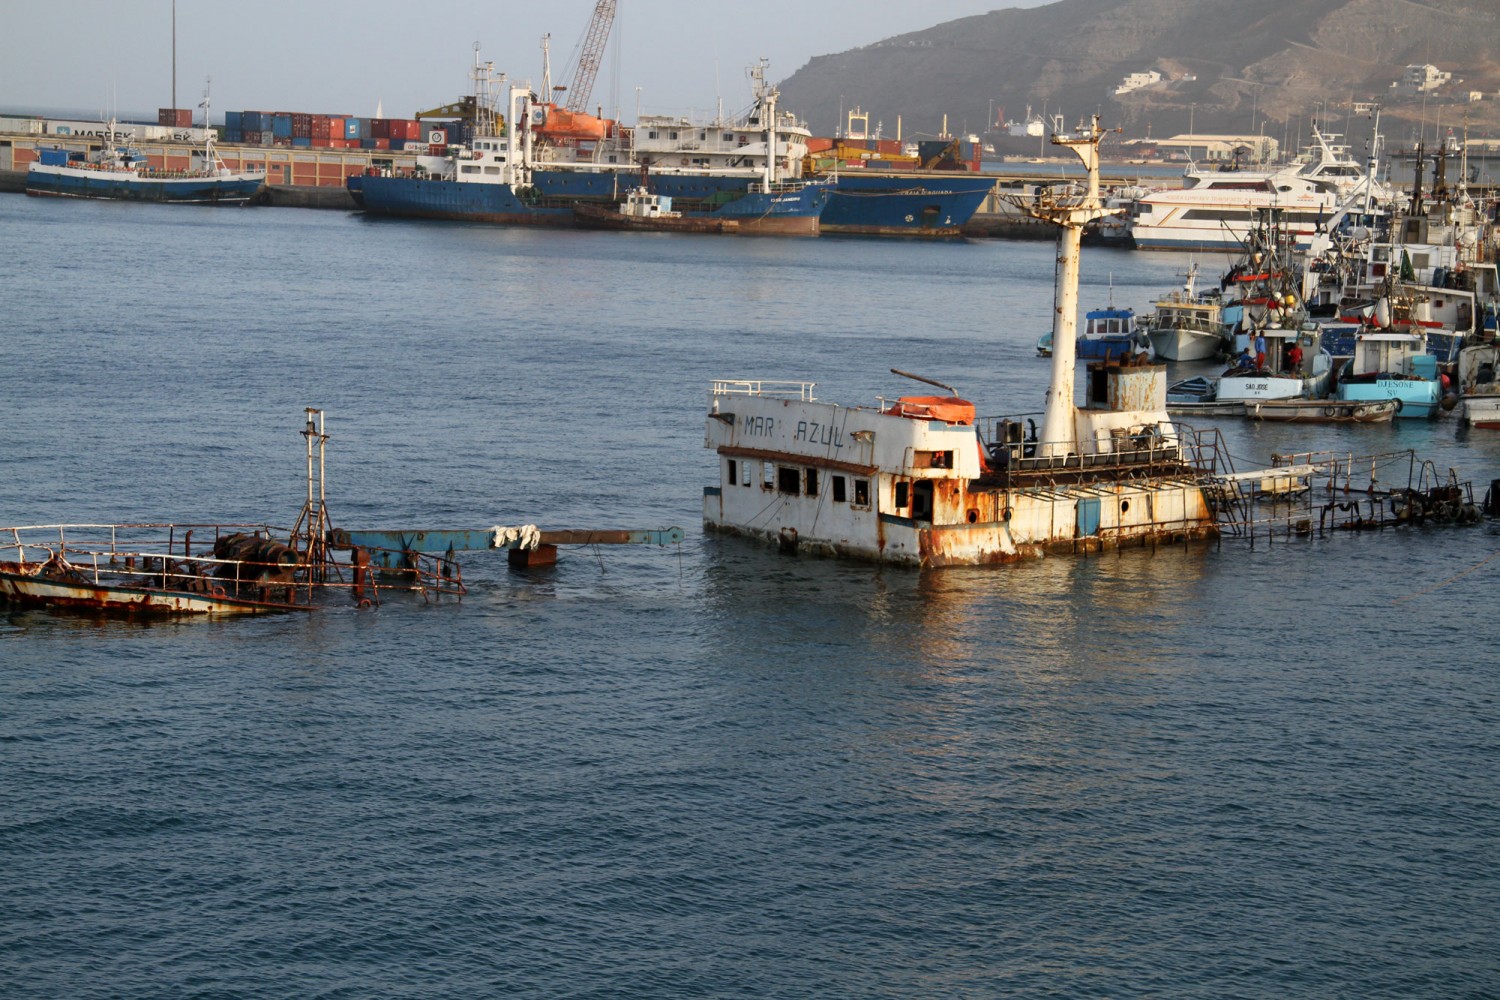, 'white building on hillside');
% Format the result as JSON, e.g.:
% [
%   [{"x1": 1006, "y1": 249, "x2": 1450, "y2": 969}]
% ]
[{"x1": 1114, "y1": 71, "x2": 1163, "y2": 96}]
